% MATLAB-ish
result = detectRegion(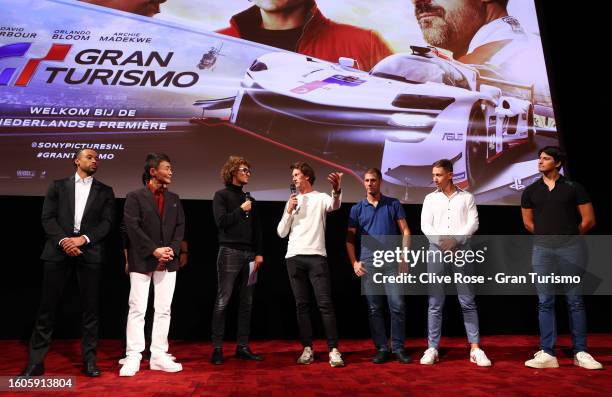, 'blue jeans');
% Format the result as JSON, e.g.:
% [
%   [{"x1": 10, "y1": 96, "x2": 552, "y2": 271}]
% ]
[
  {"x1": 363, "y1": 263, "x2": 406, "y2": 352},
  {"x1": 426, "y1": 245, "x2": 479, "y2": 349},
  {"x1": 532, "y1": 242, "x2": 588, "y2": 355}
]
